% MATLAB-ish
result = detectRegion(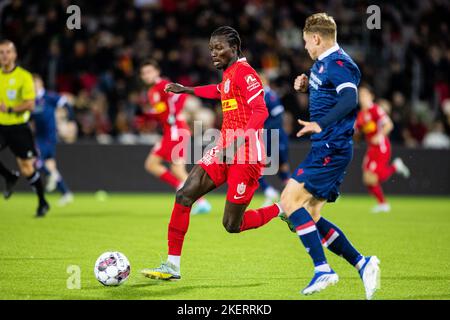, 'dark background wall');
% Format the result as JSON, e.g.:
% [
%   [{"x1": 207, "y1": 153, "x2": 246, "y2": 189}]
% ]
[{"x1": 1, "y1": 143, "x2": 449, "y2": 195}]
